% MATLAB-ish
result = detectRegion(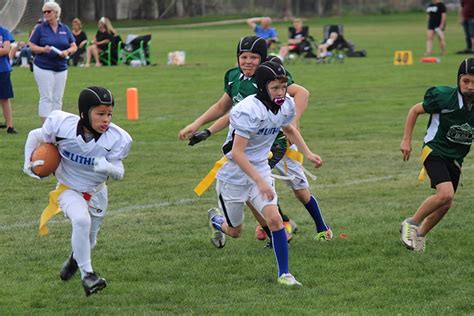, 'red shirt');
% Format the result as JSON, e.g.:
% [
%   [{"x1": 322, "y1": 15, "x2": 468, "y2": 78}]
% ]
[{"x1": 462, "y1": 0, "x2": 474, "y2": 20}]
